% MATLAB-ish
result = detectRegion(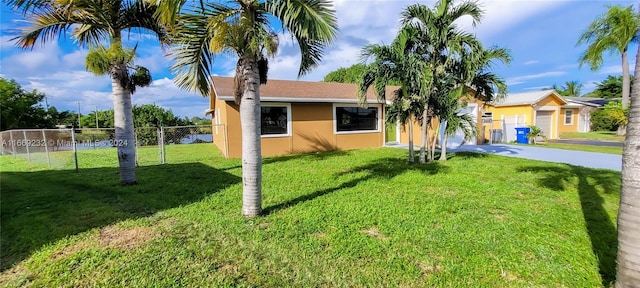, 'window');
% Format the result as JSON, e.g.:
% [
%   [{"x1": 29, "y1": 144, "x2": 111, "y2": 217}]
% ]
[
  {"x1": 261, "y1": 105, "x2": 290, "y2": 136},
  {"x1": 564, "y1": 110, "x2": 573, "y2": 125},
  {"x1": 335, "y1": 106, "x2": 379, "y2": 132}
]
